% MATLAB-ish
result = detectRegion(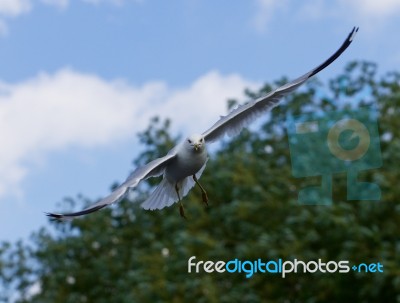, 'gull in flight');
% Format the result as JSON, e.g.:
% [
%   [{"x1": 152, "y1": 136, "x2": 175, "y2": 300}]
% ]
[{"x1": 47, "y1": 27, "x2": 358, "y2": 220}]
